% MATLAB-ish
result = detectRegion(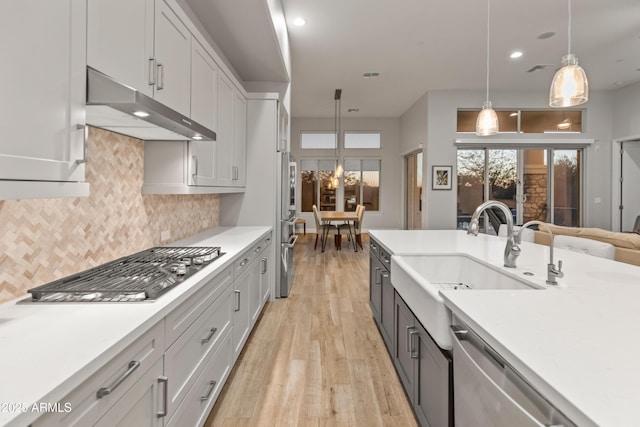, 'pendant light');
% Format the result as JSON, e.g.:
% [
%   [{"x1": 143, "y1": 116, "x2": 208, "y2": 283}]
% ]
[
  {"x1": 333, "y1": 89, "x2": 343, "y2": 188},
  {"x1": 549, "y1": 0, "x2": 588, "y2": 107},
  {"x1": 476, "y1": 0, "x2": 499, "y2": 136}
]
